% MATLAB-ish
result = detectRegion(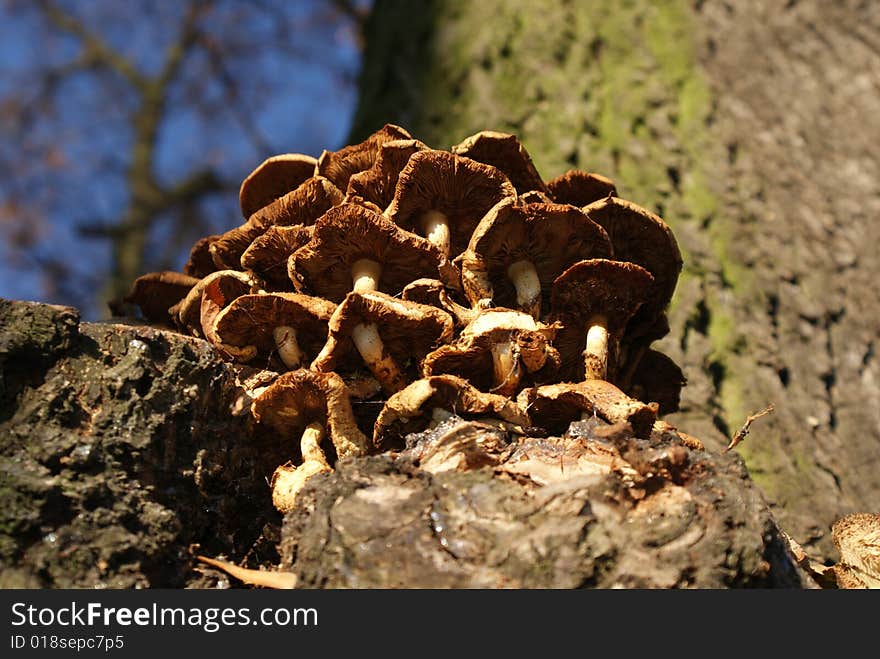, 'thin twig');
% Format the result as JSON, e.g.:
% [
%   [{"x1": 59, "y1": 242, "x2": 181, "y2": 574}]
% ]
[{"x1": 723, "y1": 404, "x2": 774, "y2": 453}]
